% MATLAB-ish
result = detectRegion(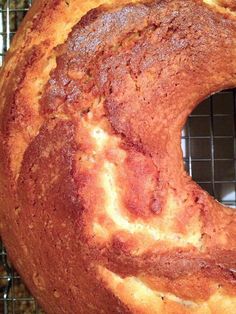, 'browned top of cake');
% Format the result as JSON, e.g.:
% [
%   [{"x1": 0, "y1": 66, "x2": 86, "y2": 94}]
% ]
[
  {"x1": 218, "y1": 0, "x2": 236, "y2": 10},
  {"x1": 1, "y1": 0, "x2": 236, "y2": 313}
]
